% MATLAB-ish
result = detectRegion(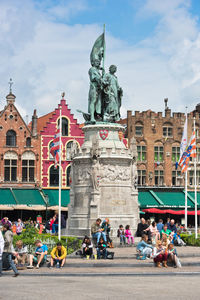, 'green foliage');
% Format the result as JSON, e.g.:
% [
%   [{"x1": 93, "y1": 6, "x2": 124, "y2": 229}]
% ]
[
  {"x1": 180, "y1": 233, "x2": 200, "y2": 246},
  {"x1": 13, "y1": 225, "x2": 81, "y2": 254}
]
